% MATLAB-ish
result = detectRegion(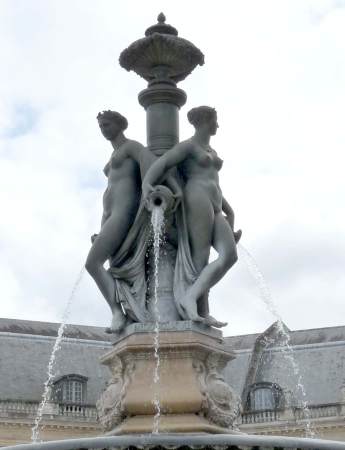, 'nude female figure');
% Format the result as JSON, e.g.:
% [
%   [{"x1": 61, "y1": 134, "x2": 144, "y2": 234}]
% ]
[
  {"x1": 142, "y1": 106, "x2": 241, "y2": 327},
  {"x1": 85, "y1": 110, "x2": 143, "y2": 332}
]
